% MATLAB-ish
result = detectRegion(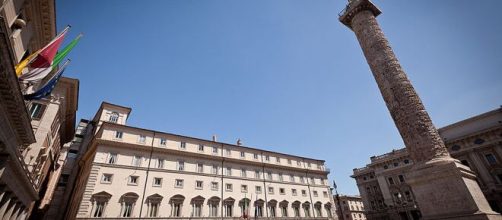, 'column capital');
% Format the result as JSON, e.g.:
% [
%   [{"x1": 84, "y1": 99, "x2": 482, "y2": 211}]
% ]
[{"x1": 339, "y1": 0, "x2": 381, "y2": 28}]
